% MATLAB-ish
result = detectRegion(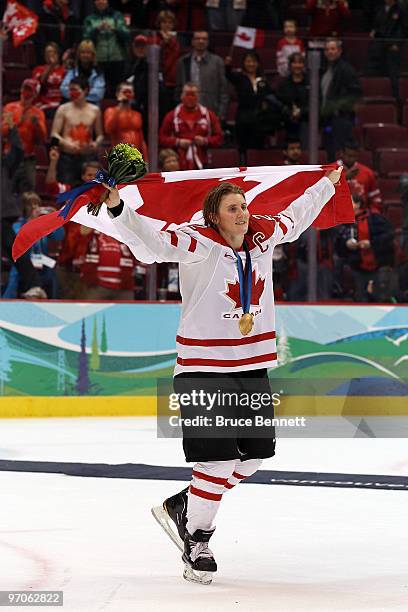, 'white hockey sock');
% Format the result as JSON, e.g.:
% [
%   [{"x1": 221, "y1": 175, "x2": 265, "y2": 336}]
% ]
[
  {"x1": 224, "y1": 458, "x2": 263, "y2": 491},
  {"x1": 187, "y1": 459, "x2": 236, "y2": 535}
]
